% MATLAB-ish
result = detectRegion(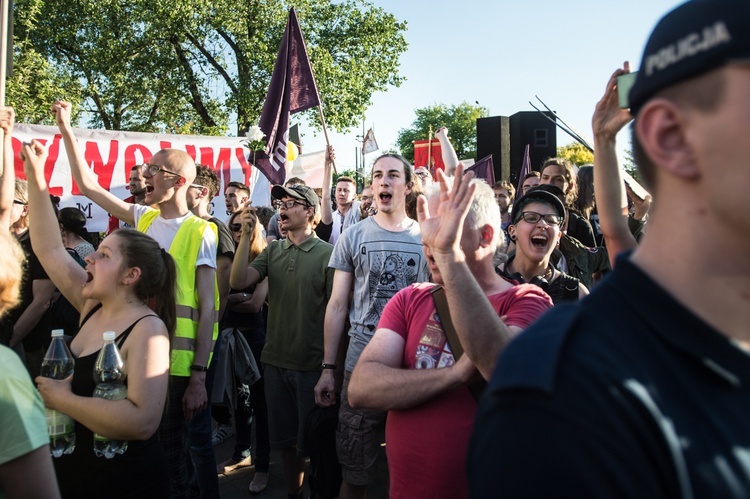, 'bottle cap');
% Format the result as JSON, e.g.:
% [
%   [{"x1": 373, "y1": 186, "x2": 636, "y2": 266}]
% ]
[
  {"x1": 102, "y1": 331, "x2": 116, "y2": 341},
  {"x1": 51, "y1": 329, "x2": 65, "y2": 337}
]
